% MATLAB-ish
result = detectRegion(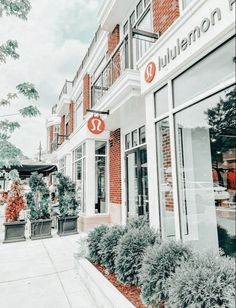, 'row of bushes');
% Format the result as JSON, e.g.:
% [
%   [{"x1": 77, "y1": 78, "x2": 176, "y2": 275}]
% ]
[{"x1": 85, "y1": 216, "x2": 235, "y2": 307}]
